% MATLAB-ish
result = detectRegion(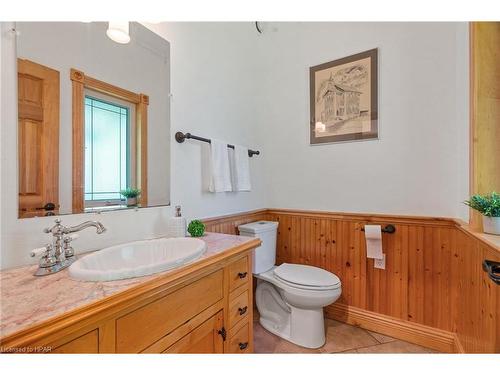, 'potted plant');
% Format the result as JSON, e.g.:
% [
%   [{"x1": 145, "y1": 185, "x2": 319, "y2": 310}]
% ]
[
  {"x1": 187, "y1": 220, "x2": 205, "y2": 237},
  {"x1": 465, "y1": 192, "x2": 500, "y2": 235},
  {"x1": 120, "y1": 188, "x2": 141, "y2": 207}
]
